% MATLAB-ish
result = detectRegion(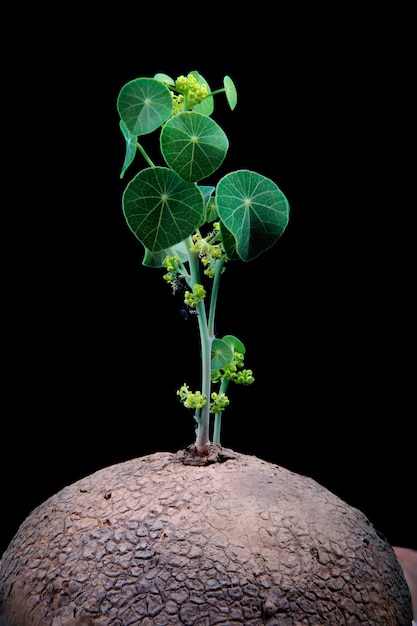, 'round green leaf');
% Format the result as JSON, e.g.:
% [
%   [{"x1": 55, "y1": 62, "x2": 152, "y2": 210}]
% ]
[
  {"x1": 224, "y1": 75, "x2": 237, "y2": 110},
  {"x1": 122, "y1": 167, "x2": 205, "y2": 252},
  {"x1": 153, "y1": 73, "x2": 175, "y2": 87},
  {"x1": 216, "y1": 170, "x2": 290, "y2": 262},
  {"x1": 117, "y1": 78, "x2": 173, "y2": 136},
  {"x1": 222, "y1": 334, "x2": 246, "y2": 355},
  {"x1": 160, "y1": 111, "x2": 229, "y2": 182},
  {"x1": 211, "y1": 338, "x2": 234, "y2": 370}
]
